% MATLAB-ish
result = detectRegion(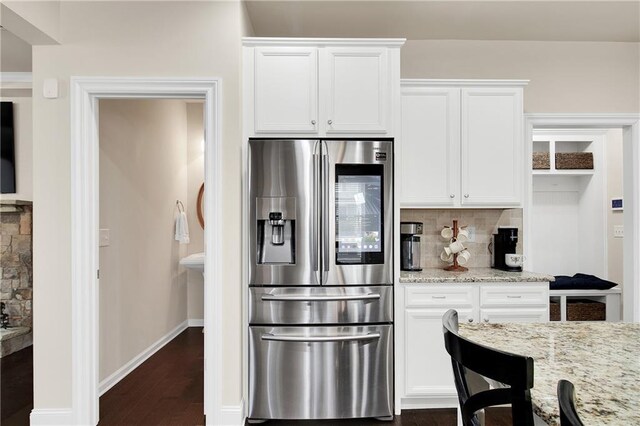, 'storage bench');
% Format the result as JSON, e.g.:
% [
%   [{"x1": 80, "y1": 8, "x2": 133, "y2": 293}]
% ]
[{"x1": 549, "y1": 288, "x2": 621, "y2": 322}]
